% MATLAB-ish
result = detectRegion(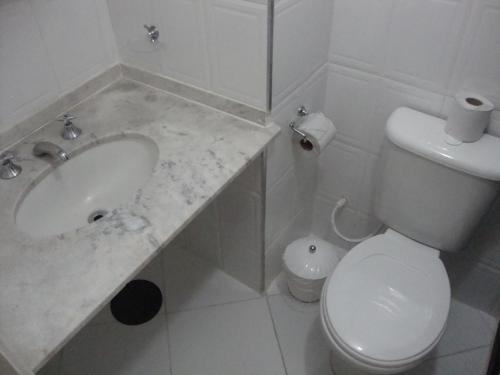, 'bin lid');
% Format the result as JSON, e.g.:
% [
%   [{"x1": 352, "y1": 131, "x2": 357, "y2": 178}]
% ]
[{"x1": 283, "y1": 237, "x2": 340, "y2": 280}]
